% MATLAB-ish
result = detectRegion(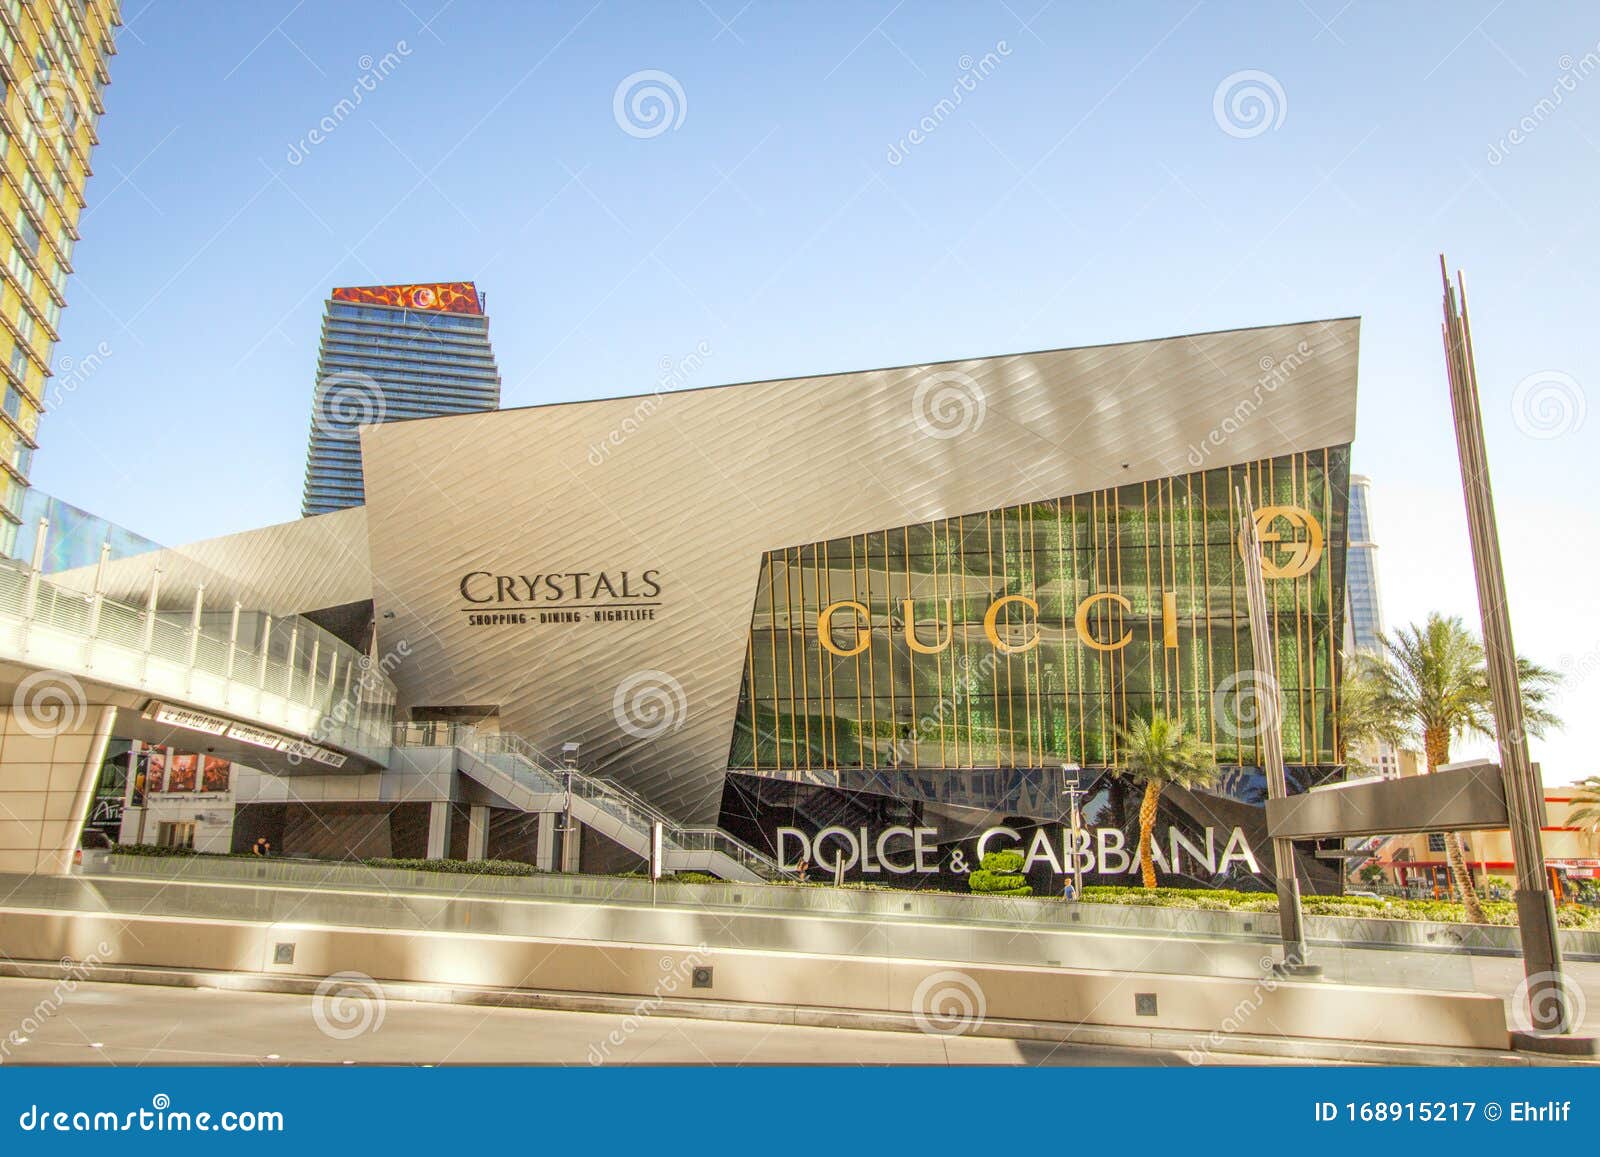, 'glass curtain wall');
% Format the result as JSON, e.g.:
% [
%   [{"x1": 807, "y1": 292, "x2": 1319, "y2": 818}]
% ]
[{"x1": 730, "y1": 447, "x2": 1349, "y2": 776}]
